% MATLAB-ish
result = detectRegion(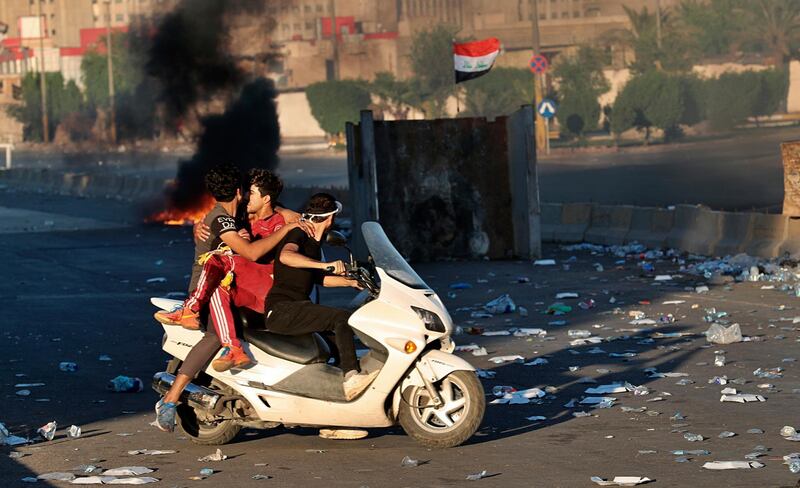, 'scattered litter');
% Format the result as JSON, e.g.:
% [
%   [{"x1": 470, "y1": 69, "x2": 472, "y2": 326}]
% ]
[
  {"x1": 512, "y1": 328, "x2": 546, "y2": 337},
  {"x1": 683, "y1": 433, "x2": 704, "y2": 442},
  {"x1": 714, "y1": 354, "x2": 726, "y2": 367},
  {"x1": 720, "y1": 394, "x2": 766, "y2": 403},
  {"x1": 585, "y1": 384, "x2": 631, "y2": 395},
  {"x1": 490, "y1": 388, "x2": 545, "y2": 405},
  {"x1": 662, "y1": 300, "x2": 685, "y2": 305},
  {"x1": 21, "y1": 477, "x2": 37, "y2": 483},
  {"x1": 671, "y1": 450, "x2": 710, "y2": 456},
  {"x1": 98, "y1": 355, "x2": 112, "y2": 362},
  {"x1": 780, "y1": 426, "x2": 797, "y2": 437},
  {"x1": 753, "y1": 367, "x2": 783, "y2": 379},
  {"x1": 252, "y1": 475, "x2": 273, "y2": 480},
  {"x1": 127, "y1": 449, "x2": 176, "y2": 456},
  {"x1": 38, "y1": 472, "x2": 76, "y2": 481},
  {"x1": 102, "y1": 467, "x2": 153, "y2": 476},
  {"x1": 108, "y1": 376, "x2": 143, "y2": 393},
  {"x1": 655, "y1": 275, "x2": 672, "y2": 281},
  {"x1": 488, "y1": 355, "x2": 524, "y2": 364},
  {"x1": 466, "y1": 470, "x2": 488, "y2": 481},
  {"x1": 455, "y1": 344, "x2": 481, "y2": 352},
  {"x1": 590, "y1": 476, "x2": 652, "y2": 486},
  {"x1": 524, "y1": 358, "x2": 548, "y2": 366},
  {"x1": 705, "y1": 323, "x2": 742, "y2": 344},
  {"x1": 401, "y1": 456, "x2": 421, "y2": 467},
  {"x1": 481, "y1": 330, "x2": 510, "y2": 337},
  {"x1": 526, "y1": 416, "x2": 547, "y2": 421},
  {"x1": 573, "y1": 411, "x2": 593, "y2": 417},
  {"x1": 68, "y1": 425, "x2": 82, "y2": 439},
  {"x1": 59, "y1": 362, "x2": 78, "y2": 372},
  {"x1": 581, "y1": 397, "x2": 616, "y2": 407},
  {"x1": 747, "y1": 428, "x2": 764, "y2": 434},
  {"x1": 579, "y1": 299, "x2": 596, "y2": 310},
  {"x1": 546, "y1": 303, "x2": 572, "y2": 315},
  {"x1": 484, "y1": 294, "x2": 516, "y2": 314},
  {"x1": 16, "y1": 390, "x2": 31, "y2": 396},
  {"x1": 197, "y1": 449, "x2": 227, "y2": 462},
  {"x1": 9, "y1": 451, "x2": 26, "y2": 459},
  {"x1": 146, "y1": 277, "x2": 166, "y2": 283},
  {"x1": 696, "y1": 286, "x2": 709, "y2": 294},
  {"x1": 1, "y1": 423, "x2": 29, "y2": 446},
  {"x1": 702, "y1": 461, "x2": 764, "y2": 470},
  {"x1": 534, "y1": 259, "x2": 556, "y2": 266},
  {"x1": 37, "y1": 421, "x2": 57, "y2": 441},
  {"x1": 568, "y1": 330, "x2": 592, "y2": 339},
  {"x1": 199, "y1": 468, "x2": 214, "y2": 477},
  {"x1": 556, "y1": 292, "x2": 579, "y2": 299},
  {"x1": 476, "y1": 369, "x2": 496, "y2": 379},
  {"x1": 718, "y1": 431, "x2": 736, "y2": 438},
  {"x1": 15, "y1": 383, "x2": 45, "y2": 388}
]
